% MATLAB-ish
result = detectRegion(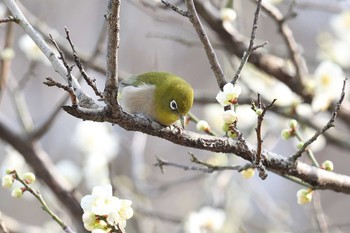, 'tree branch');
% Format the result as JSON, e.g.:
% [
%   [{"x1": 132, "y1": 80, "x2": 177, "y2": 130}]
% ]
[
  {"x1": 104, "y1": 0, "x2": 121, "y2": 109},
  {"x1": 62, "y1": 105, "x2": 350, "y2": 194},
  {"x1": 184, "y1": 0, "x2": 227, "y2": 89}
]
